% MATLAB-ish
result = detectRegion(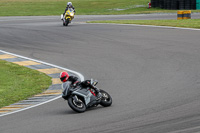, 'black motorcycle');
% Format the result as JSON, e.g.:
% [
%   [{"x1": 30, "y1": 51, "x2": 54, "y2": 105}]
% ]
[{"x1": 62, "y1": 79, "x2": 112, "y2": 113}]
